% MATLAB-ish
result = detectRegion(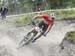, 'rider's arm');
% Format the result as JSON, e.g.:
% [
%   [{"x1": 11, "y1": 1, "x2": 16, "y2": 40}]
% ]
[
  {"x1": 44, "y1": 23, "x2": 53, "y2": 35},
  {"x1": 32, "y1": 15, "x2": 43, "y2": 25},
  {"x1": 33, "y1": 15, "x2": 43, "y2": 19},
  {"x1": 44, "y1": 25, "x2": 52, "y2": 34},
  {"x1": 32, "y1": 15, "x2": 43, "y2": 22}
]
